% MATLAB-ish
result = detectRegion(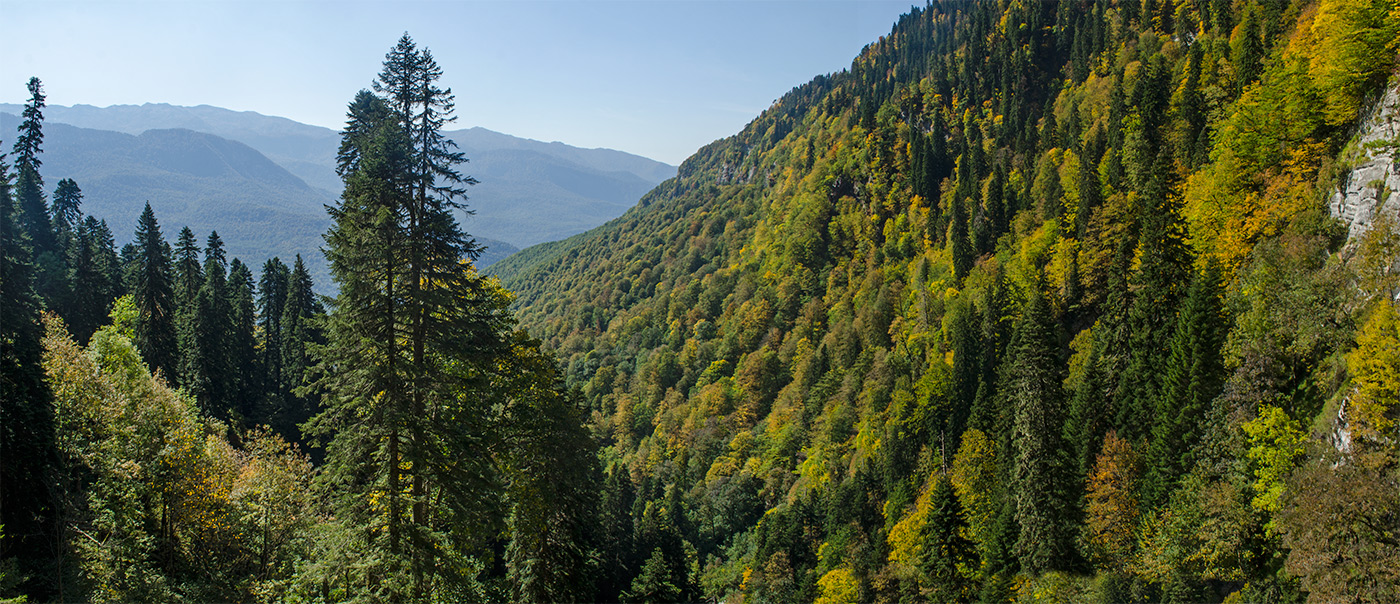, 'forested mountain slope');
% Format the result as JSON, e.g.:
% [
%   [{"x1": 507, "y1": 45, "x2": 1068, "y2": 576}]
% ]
[{"x1": 495, "y1": 0, "x2": 1400, "y2": 602}]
